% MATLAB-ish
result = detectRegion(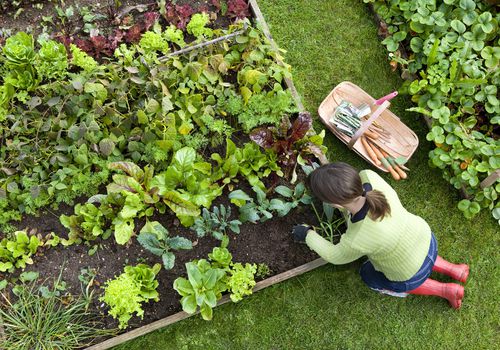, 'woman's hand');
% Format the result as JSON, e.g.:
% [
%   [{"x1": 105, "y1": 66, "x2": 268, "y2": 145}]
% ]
[{"x1": 291, "y1": 224, "x2": 312, "y2": 243}]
